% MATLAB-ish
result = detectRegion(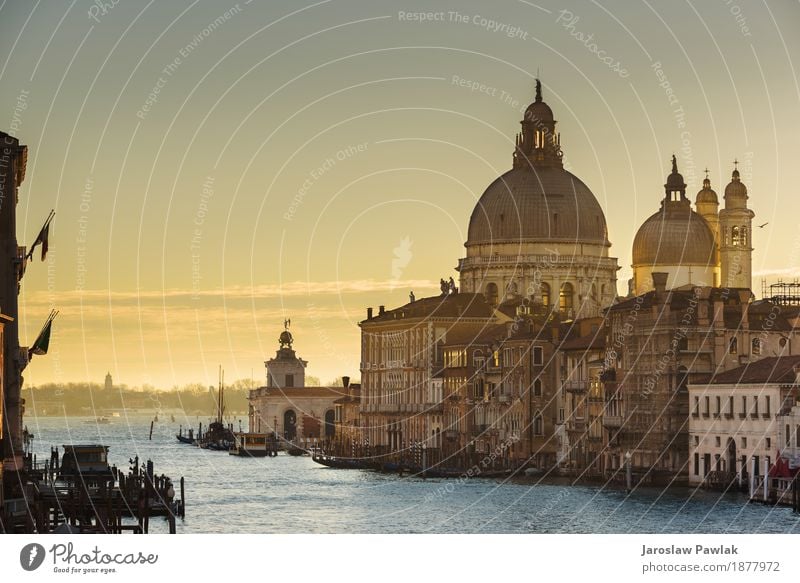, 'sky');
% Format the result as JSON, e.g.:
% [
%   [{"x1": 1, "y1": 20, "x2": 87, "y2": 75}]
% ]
[{"x1": 2, "y1": 0, "x2": 799, "y2": 389}]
